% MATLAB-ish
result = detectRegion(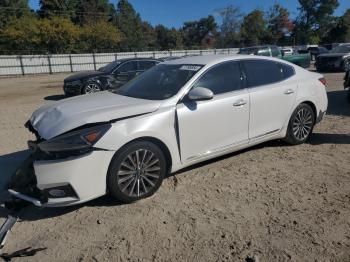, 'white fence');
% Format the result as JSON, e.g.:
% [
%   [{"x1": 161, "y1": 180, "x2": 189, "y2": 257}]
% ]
[{"x1": 0, "y1": 48, "x2": 239, "y2": 76}]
